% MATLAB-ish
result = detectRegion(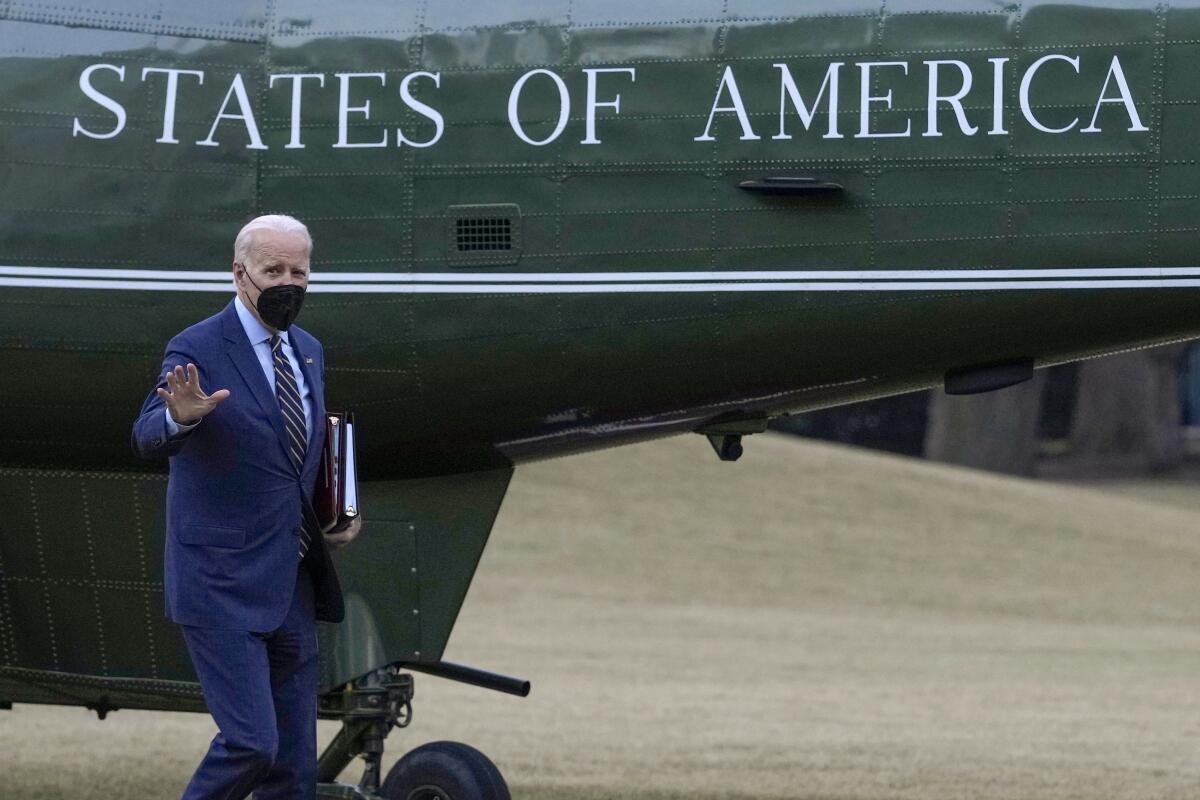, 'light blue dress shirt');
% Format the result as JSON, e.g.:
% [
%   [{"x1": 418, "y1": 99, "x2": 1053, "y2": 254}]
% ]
[{"x1": 165, "y1": 294, "x2": 312, "y2": 438}]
